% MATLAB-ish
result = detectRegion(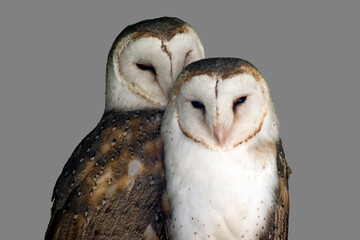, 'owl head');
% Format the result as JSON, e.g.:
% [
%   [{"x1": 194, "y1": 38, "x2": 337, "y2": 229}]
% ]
[
  {"x1": 105, "y1": 17, "x2": 205, "y2": 112},
  {"x1": 169, "y1": 58, "x2": 279, "y2": 151}
]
